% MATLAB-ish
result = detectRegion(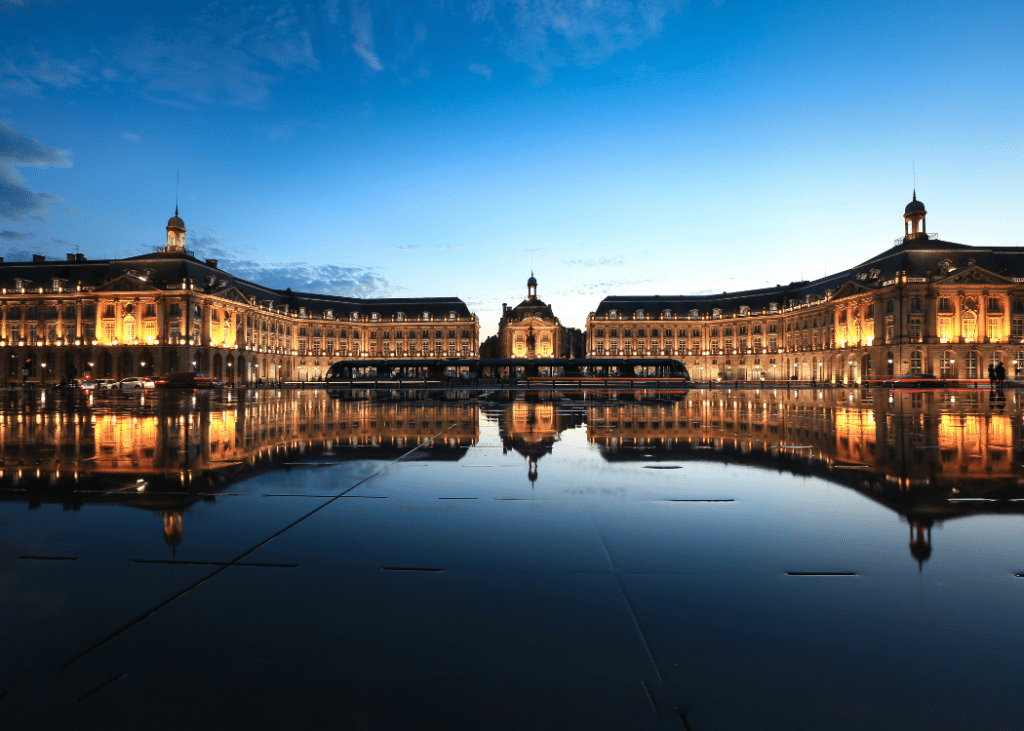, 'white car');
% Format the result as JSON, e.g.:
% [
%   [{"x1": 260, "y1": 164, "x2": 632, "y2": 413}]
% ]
[
  {"x1": 94, "y1": 379, "x2": 119, "y2": 390},
  {"x1": 118, "y1": 377, "x2": 156, "y2": 390}
]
